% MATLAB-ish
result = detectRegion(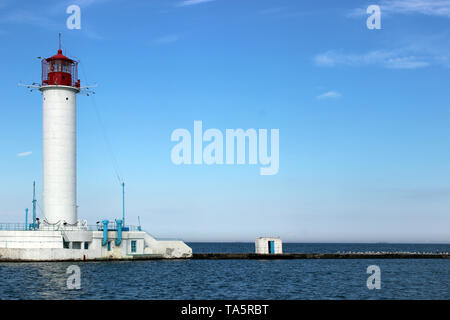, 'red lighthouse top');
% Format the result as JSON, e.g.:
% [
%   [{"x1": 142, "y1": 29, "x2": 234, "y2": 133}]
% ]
[{"x1": 41, "y1": 36, "x2": 80, "y2": 88}]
